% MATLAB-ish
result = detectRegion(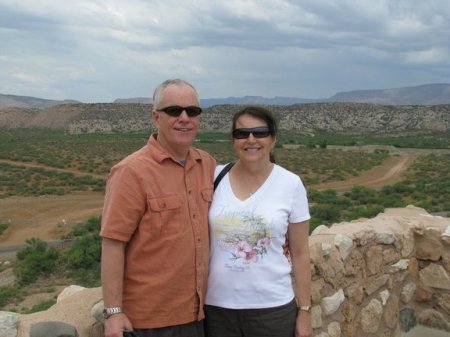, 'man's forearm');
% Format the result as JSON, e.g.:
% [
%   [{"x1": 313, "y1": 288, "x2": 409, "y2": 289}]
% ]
[{"x1": 101, "y1": 237, "x2": 126, "y2": 307}]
